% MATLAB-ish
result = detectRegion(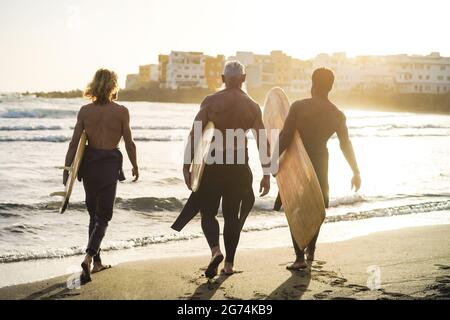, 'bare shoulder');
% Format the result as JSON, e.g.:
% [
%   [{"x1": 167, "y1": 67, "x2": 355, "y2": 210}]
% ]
[
  {"x1": 291, "y1": 98, "x2": 311, "y2": 112},
  {"x1": 111, "y1": 102, "x2": 129, "y2": 117},
  {"x1": 78, "y1": 103, "x2": 93, "y2": 117},
  {"x1": 333, "y1": 105, "x2": 346, "y2": 122}
]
